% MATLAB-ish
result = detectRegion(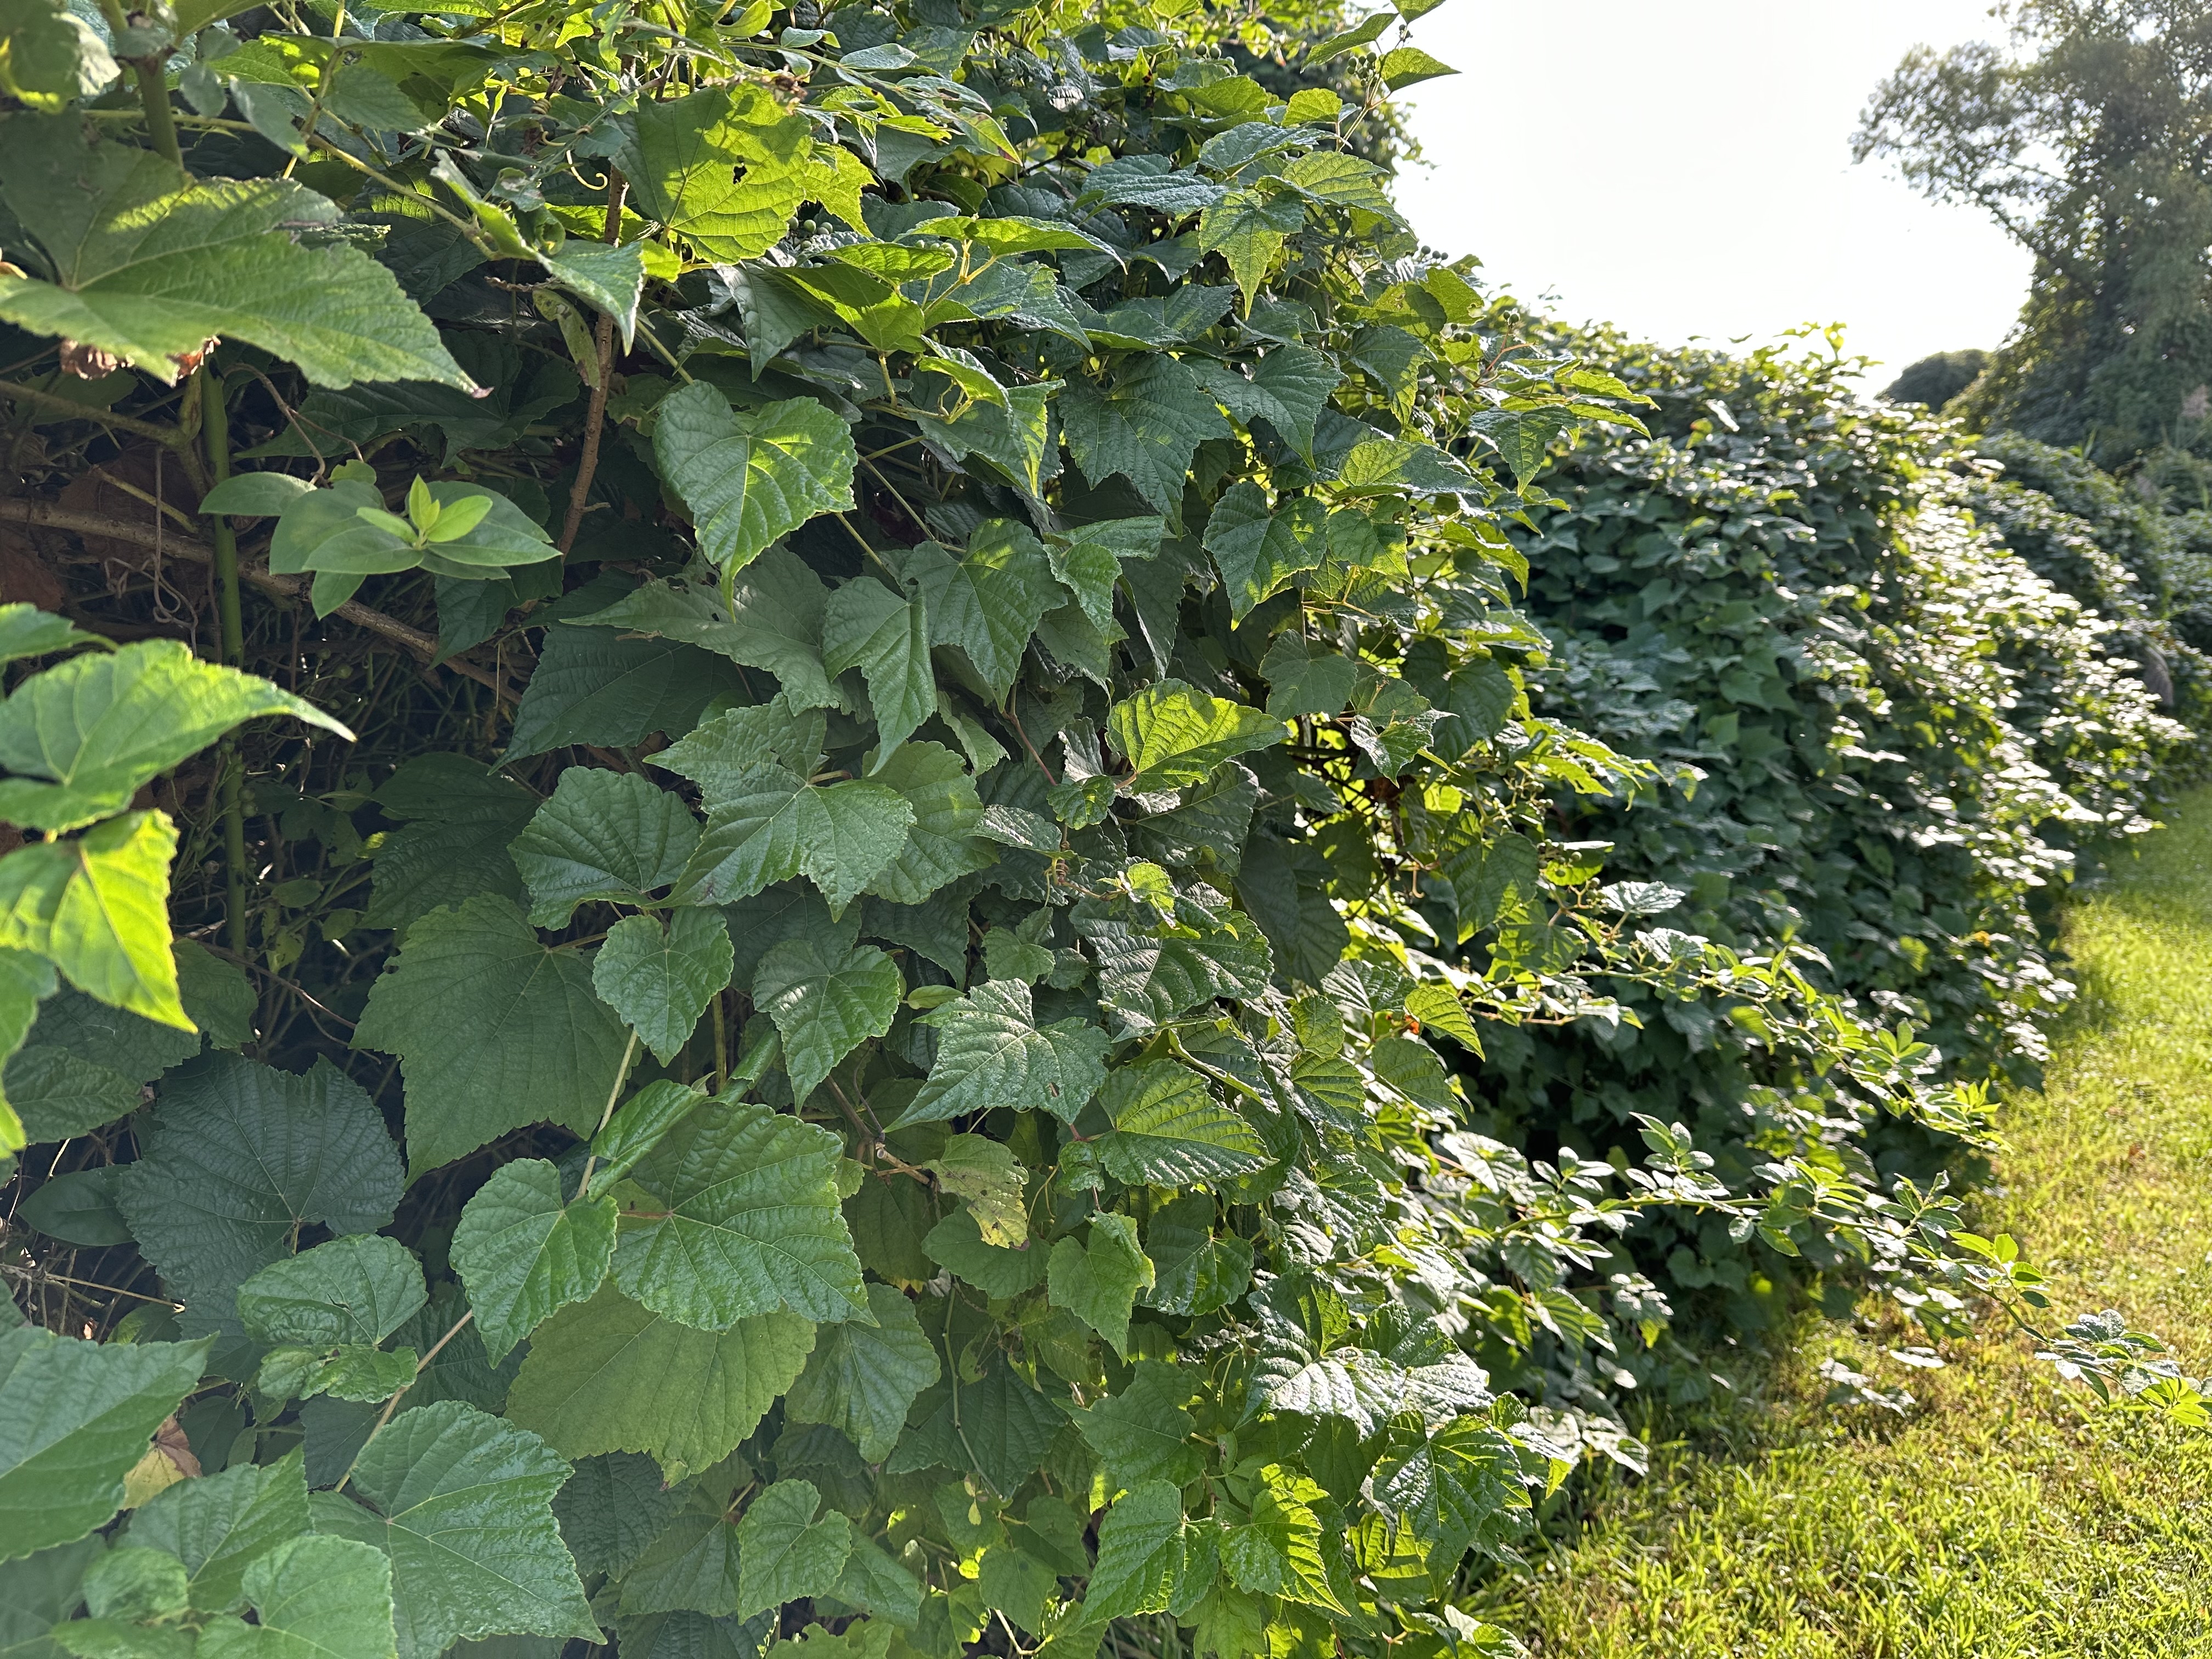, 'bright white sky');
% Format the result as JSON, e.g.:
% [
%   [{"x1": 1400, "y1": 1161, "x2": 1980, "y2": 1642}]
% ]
[{"x1": 1387, "y1": 0, "x2": 2033, "y2": 385}]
